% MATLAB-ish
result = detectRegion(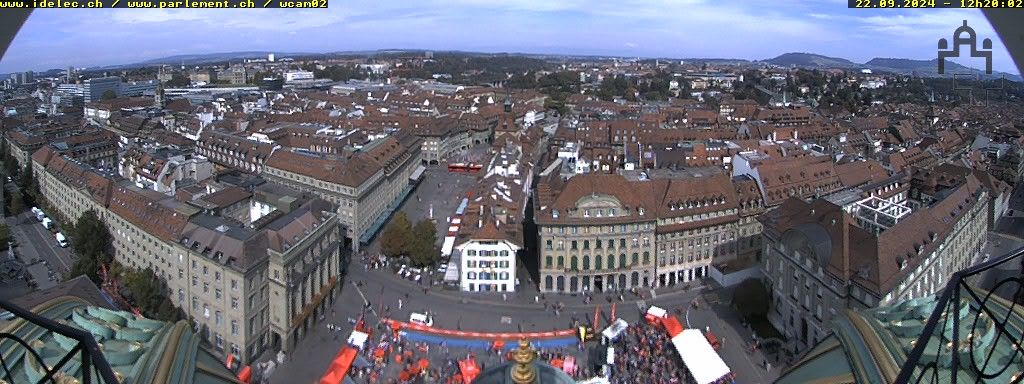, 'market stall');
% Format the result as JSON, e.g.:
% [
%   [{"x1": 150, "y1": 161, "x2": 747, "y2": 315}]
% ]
[{"x1": 670, "y1": 329, "x2": 734, "y2": 384}]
